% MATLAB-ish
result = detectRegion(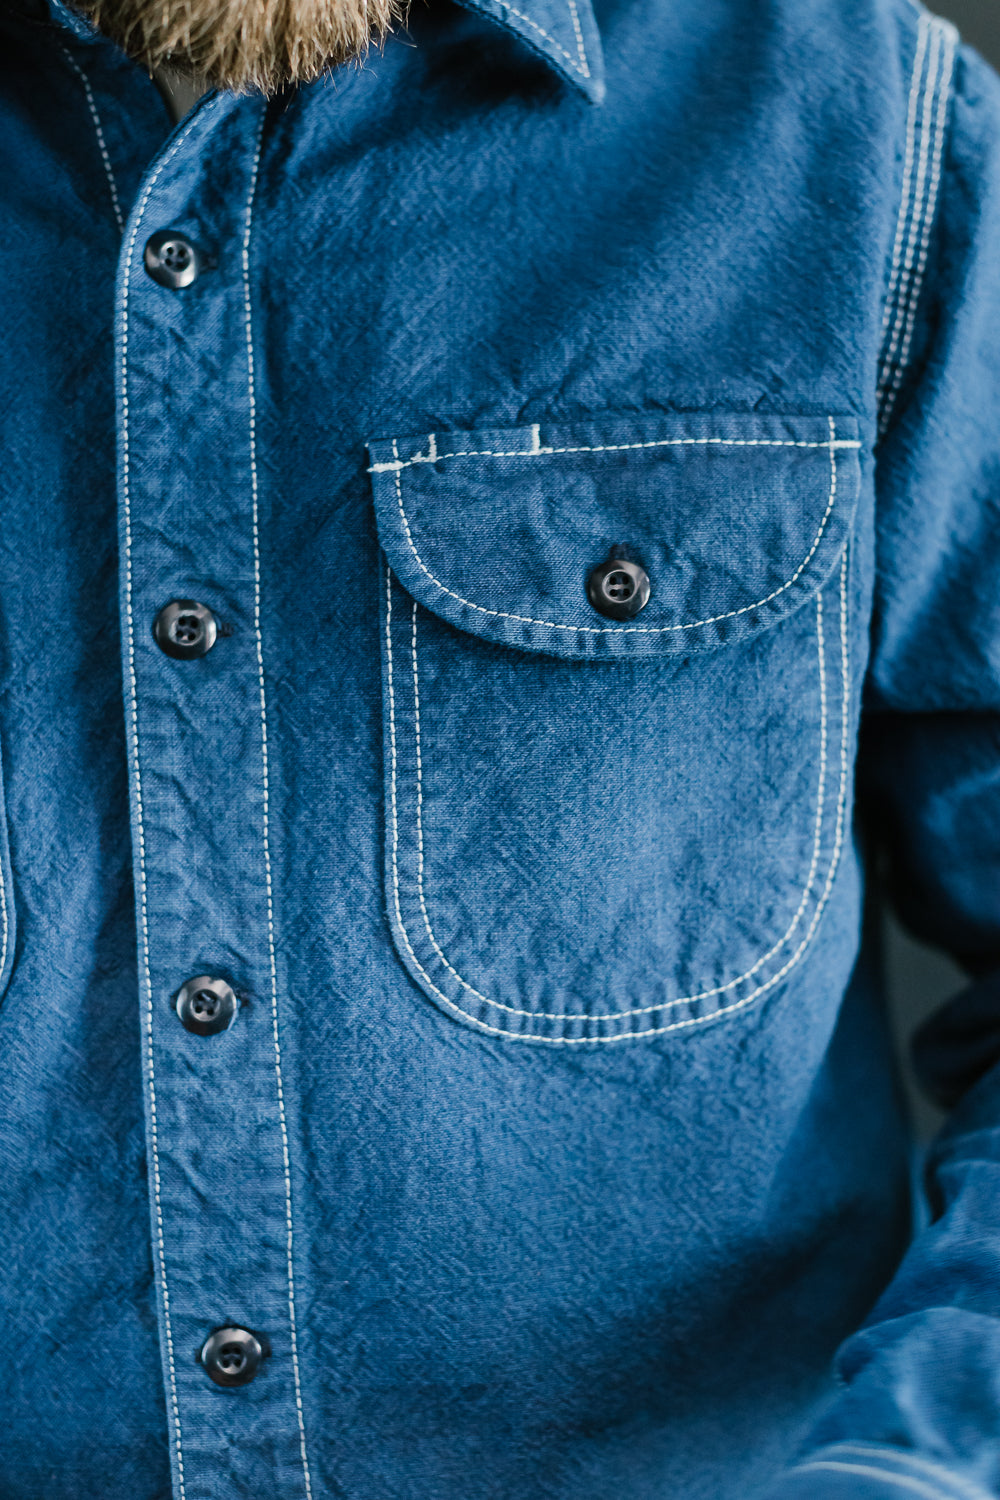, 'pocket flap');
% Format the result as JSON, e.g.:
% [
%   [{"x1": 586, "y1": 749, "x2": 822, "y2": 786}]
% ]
[{"x1": 368, "y1": 413, "x2": 861, "y2": 658}]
